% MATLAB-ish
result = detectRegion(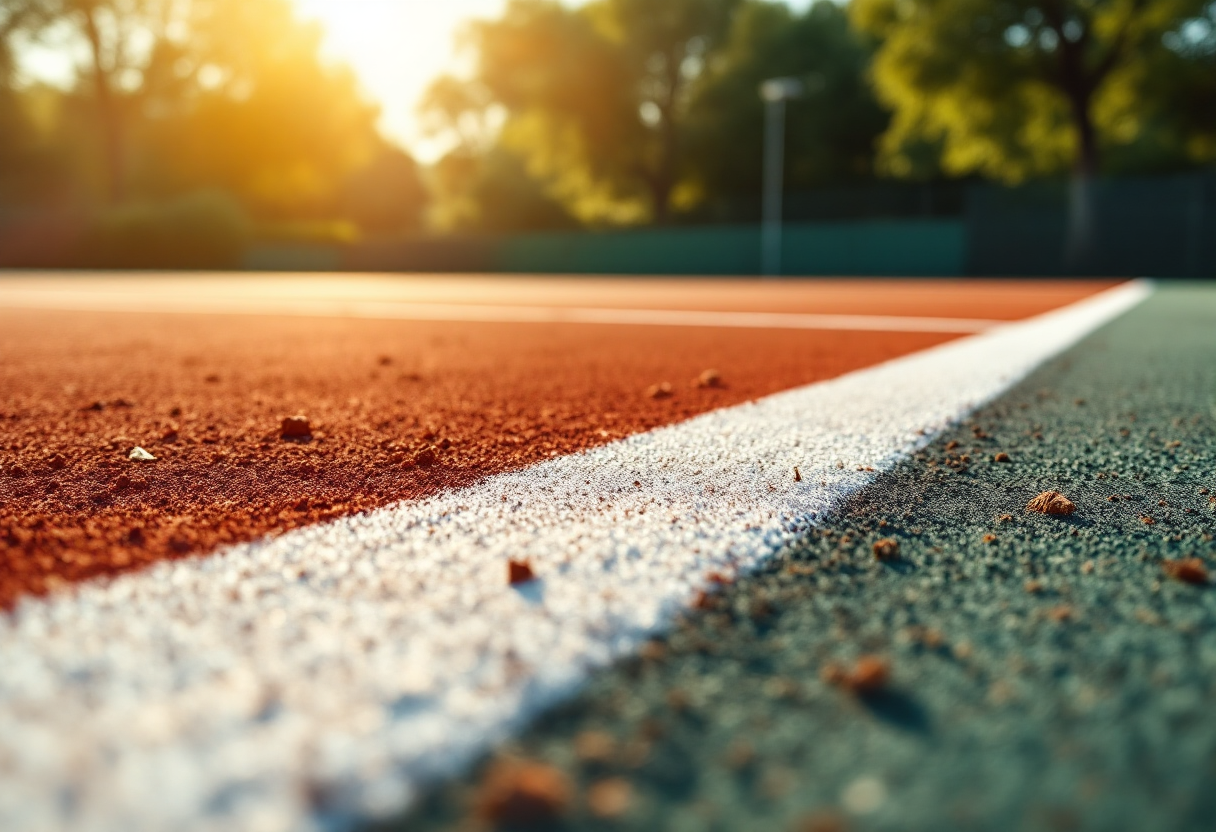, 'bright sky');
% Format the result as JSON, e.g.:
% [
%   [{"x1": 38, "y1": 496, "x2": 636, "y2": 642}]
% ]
[
  {"x1": 17, "y1": 0, "x2": 815, "y2": 163},
  {"x1": 294, "y1": 0, "x2": 506, "y2": 161},
  {"x1": 298, "y1": 0, "x2": 816, "y2": 161}
]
